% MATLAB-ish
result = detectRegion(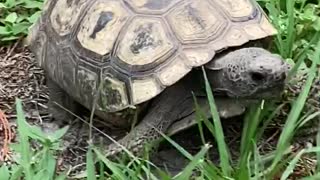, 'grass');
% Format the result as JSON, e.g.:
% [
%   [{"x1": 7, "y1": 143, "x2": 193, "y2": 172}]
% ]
[{"x1": 1, "y1": 0, "x2": 320, "y2": 179}]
